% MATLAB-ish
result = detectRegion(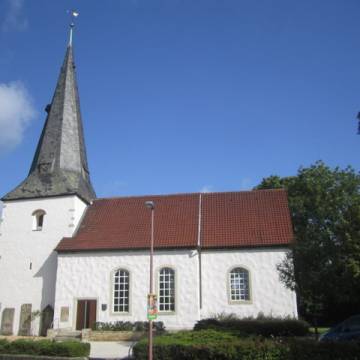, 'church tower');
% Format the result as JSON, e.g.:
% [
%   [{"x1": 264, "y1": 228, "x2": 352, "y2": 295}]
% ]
[{"x1": 0, "y1": 31, "x2": 95, "y2": 336}]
